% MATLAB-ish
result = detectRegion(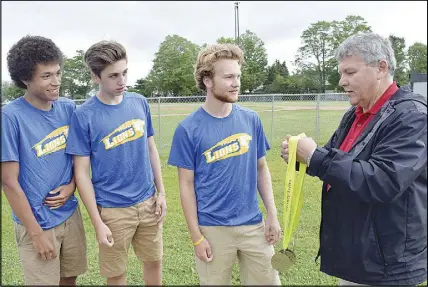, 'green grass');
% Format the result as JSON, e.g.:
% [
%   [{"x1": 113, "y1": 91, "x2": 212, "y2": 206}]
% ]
[
  {"x1": 2, "y1": 157, "x2": 337, "y2": 286},
  {"x1": 3, "y1": 102, "x2": 425, "y2": 285}
]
